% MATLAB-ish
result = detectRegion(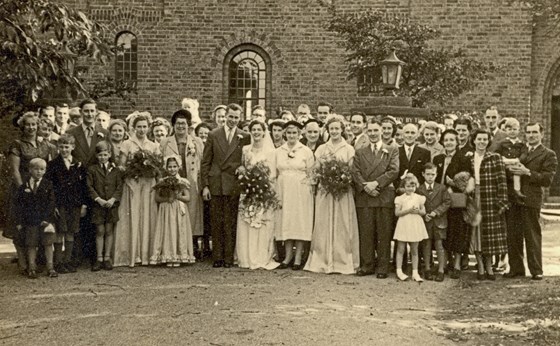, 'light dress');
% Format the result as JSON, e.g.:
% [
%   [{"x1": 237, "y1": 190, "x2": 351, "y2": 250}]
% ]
[
  {"x1": 393, "y1": 193, "x2": 429, "y2": 242},
  {"x1": 304, "y1": 140, "x2": 360, "y2": 274},
  {"x1": 150, "y1": 175, "x2": 195, "y2": 265},
  {"x1": 275, "y1": 142, "x2": 315, "y2": 241},
  {"x1": 113, "y1": 136, "x2": 160, "y2": 267},
  {"x1": 235, "y1": 144, "x2": 280, "y2": 270}
]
